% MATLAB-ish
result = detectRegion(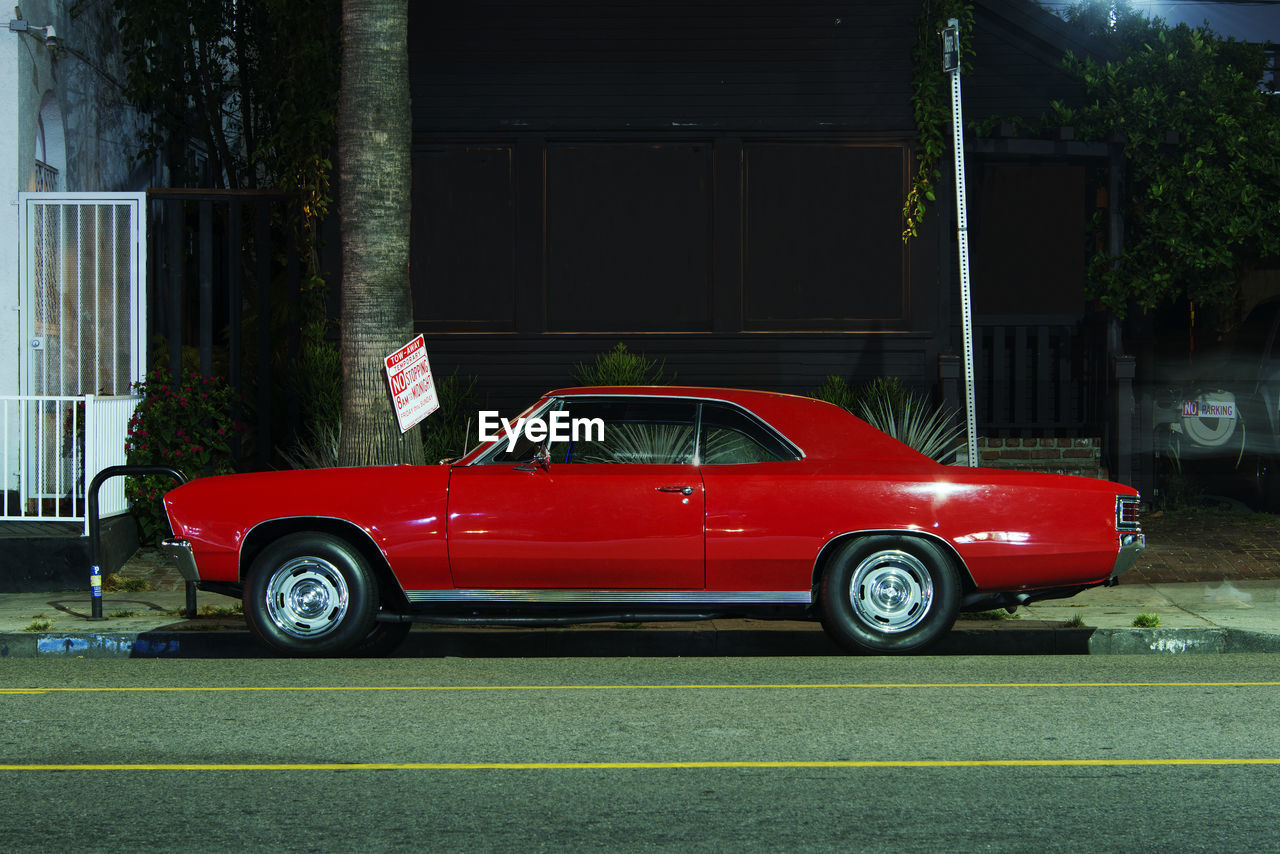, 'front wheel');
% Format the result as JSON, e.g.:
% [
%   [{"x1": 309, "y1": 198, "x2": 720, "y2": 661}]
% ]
[
  {"x1": 819, "y1": 536, "x2": 960, "y2": 654},
  {"x1": 244, "y1": 533, "x2": 380, "y2": 656}
]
